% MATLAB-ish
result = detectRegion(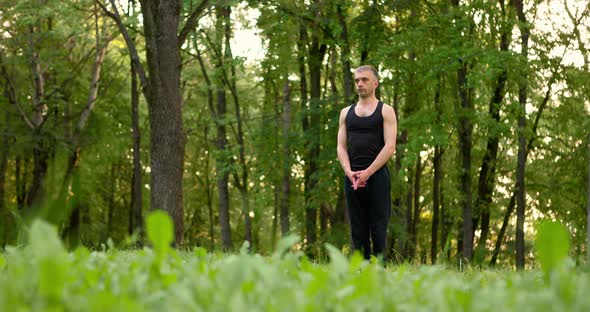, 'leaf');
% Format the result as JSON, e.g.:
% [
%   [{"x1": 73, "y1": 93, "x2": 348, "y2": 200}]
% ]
[
  {"x1": 146, "y1": 210, "x2": 174, "y2": 255},
  {"x1": 325, "y1": 244, "x2": 349, "y2": 275},
  {"x1": 272, "y1": 234, "x2": 300, "y2": 259},
  {"x1": 535, "y1": 220, "x2": 570, "y2": 277}
]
